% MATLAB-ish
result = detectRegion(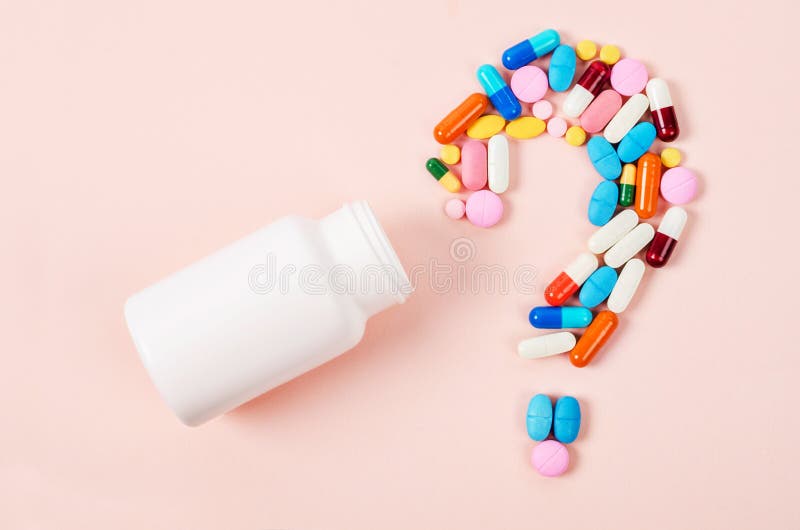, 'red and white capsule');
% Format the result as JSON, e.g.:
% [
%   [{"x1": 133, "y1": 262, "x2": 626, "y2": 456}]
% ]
[
  {"x1": 563, "y1": 61, "x2": 611, "y2": 118},
  {"x1": 544, "y1": 253, "x2": 599, "y2": 306},
  {"x1": 646, "y1": 78, "x2": 680, "y2": 142},
  {"x1": 646, "y1": 207, "x2": 687, "y2": 268}
]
